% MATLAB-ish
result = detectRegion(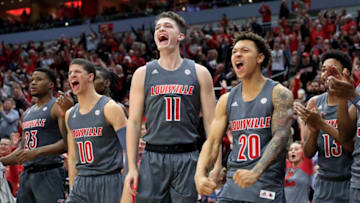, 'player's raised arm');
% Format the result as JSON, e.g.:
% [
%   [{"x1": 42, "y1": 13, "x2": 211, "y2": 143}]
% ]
[{"x1": 195, "y1": 93, "x2": 228, "y2": 195}]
